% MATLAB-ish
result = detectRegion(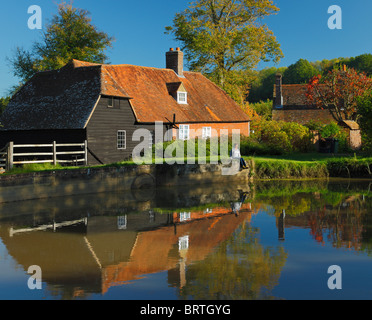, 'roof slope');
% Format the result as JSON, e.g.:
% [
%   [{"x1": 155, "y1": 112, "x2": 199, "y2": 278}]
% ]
[
  {"x1": 100, "y1": 62, "x2": 249, "y2": 123},
  {"x1": 274, "y1": 83, "x2": 328, "y2": 107},
  {"x1": 1, "y1": 62, "x2": 101, "y2": 130},
  {"x1": 1, "y1": 59, "x2": 249, "y2": 131}
]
